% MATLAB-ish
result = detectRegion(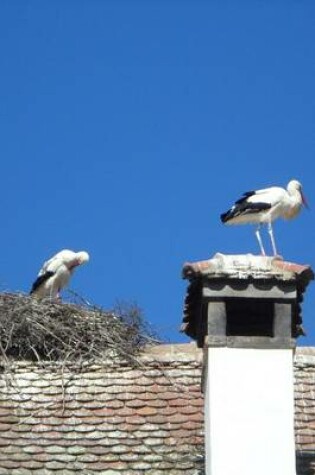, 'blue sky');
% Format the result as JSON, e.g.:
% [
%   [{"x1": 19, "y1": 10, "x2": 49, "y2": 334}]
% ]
[{"x1": 0, "y1": 1, "x2": 314, "y2": 345}]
